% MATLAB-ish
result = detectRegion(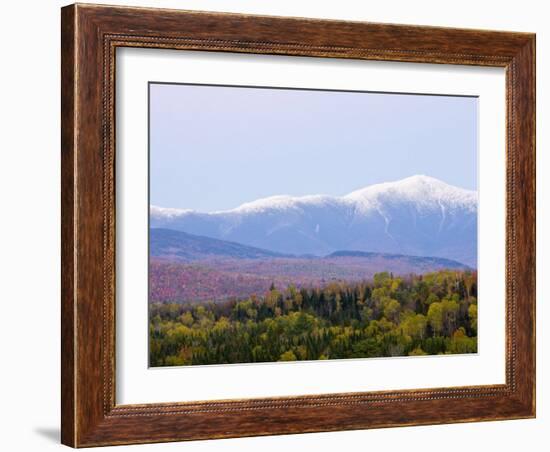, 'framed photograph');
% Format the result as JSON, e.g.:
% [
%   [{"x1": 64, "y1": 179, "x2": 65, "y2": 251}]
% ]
[{"x1": 61, "y1": 3, "x2": 535, "y2": 447}]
